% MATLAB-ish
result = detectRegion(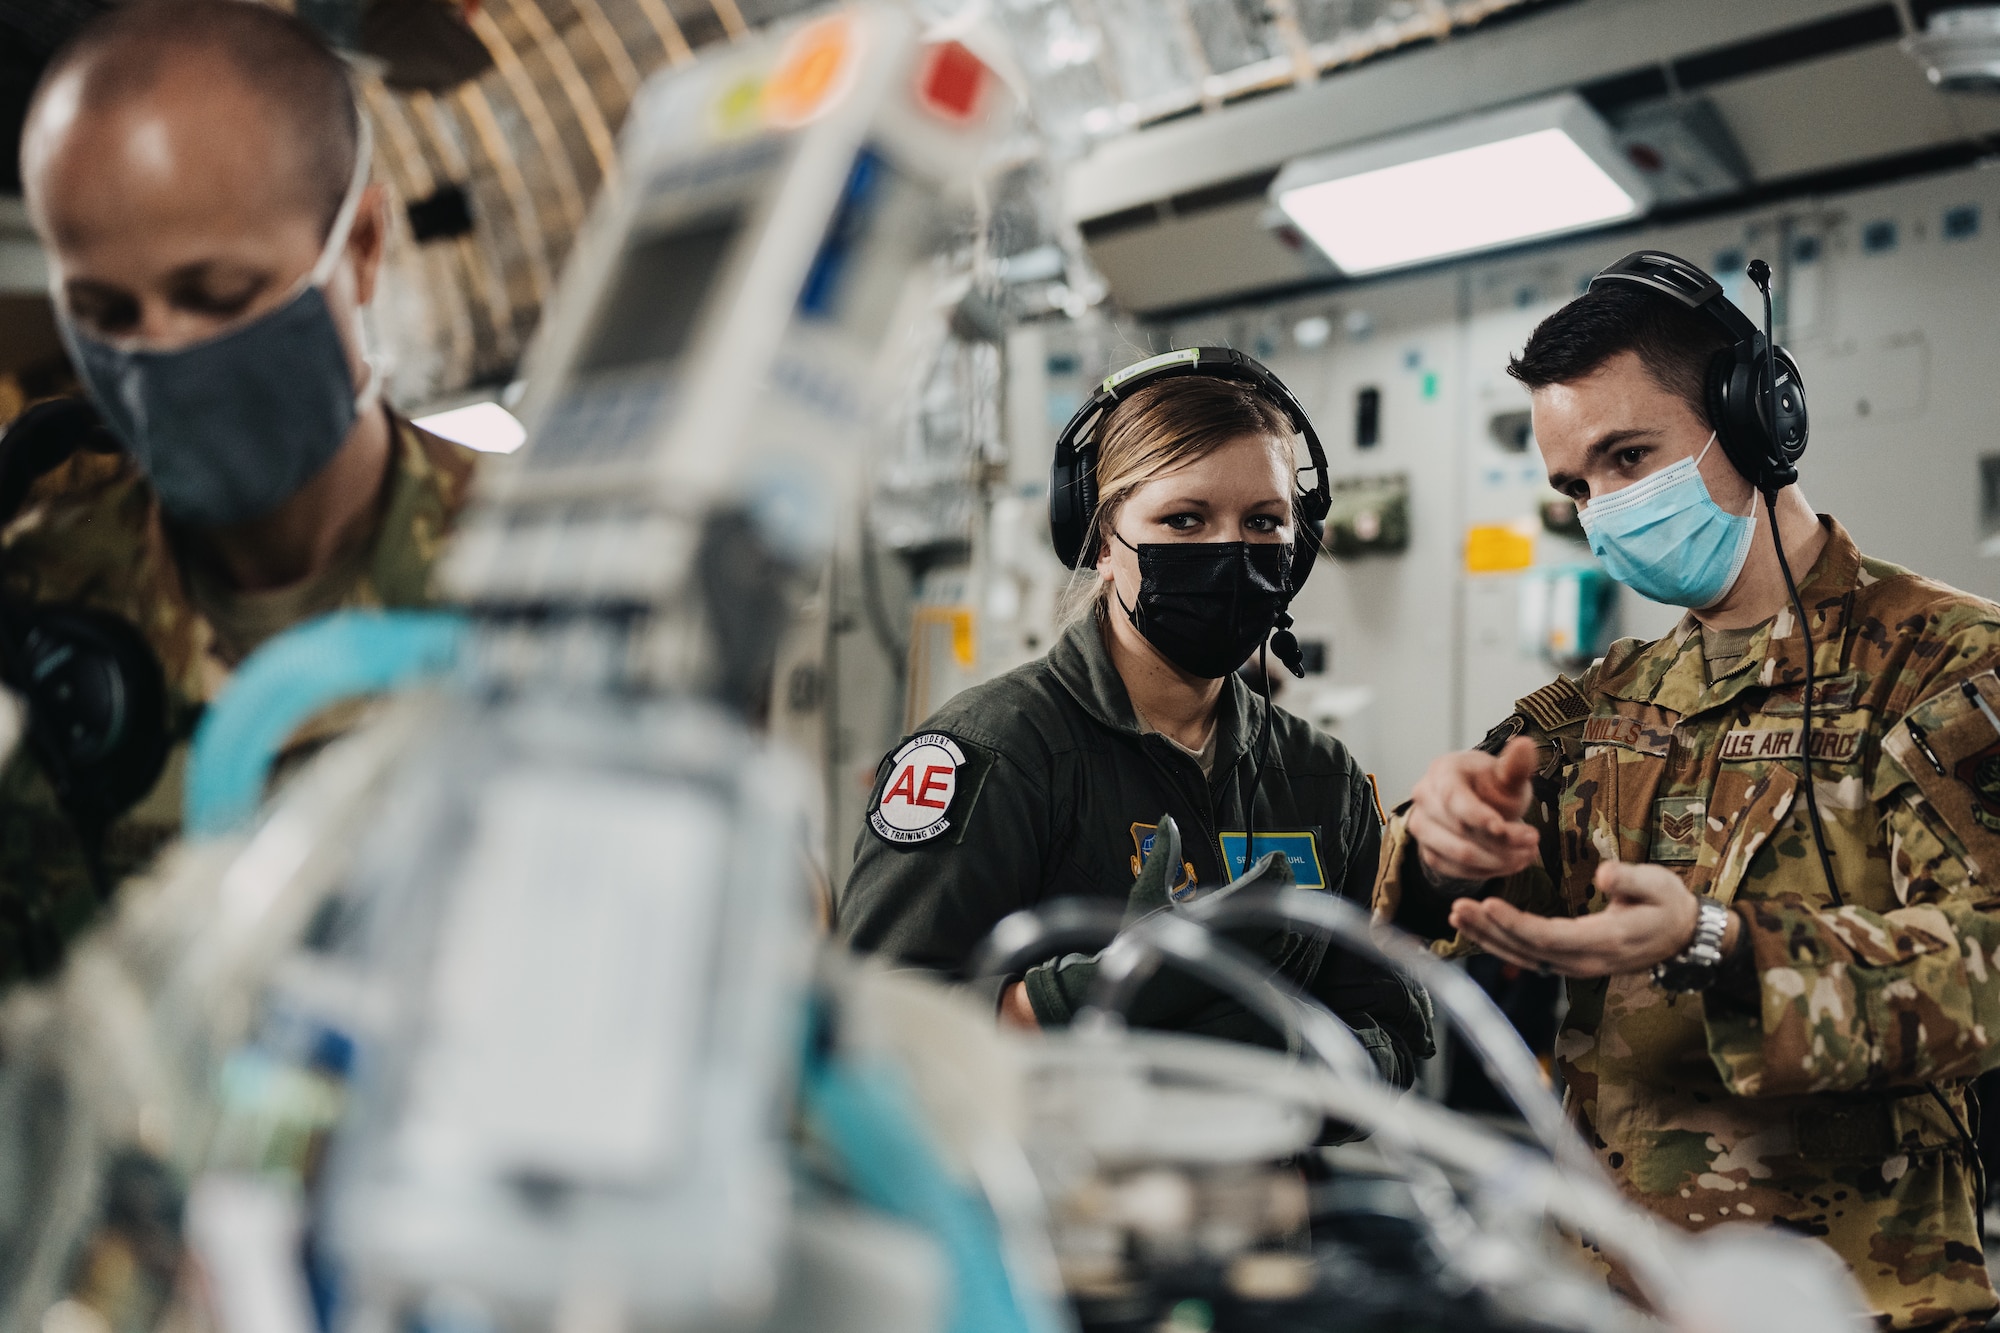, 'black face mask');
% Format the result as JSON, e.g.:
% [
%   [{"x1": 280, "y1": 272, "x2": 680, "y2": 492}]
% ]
[{"x1": 1115, "y1": 536, "x2": 1291, "y2": 679}]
